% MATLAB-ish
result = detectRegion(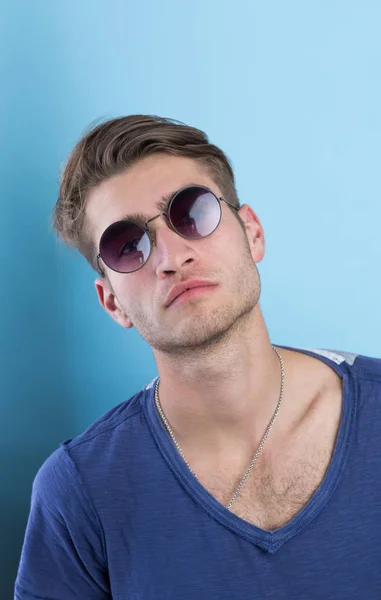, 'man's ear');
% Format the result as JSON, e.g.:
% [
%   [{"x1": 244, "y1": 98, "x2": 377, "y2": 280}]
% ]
[
  {"x1": 94, "y1": 278, "x2": 134, "y2": 329},
  {"x1": 236, "y1": 204, "x2": 265, "y2": 263}
]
